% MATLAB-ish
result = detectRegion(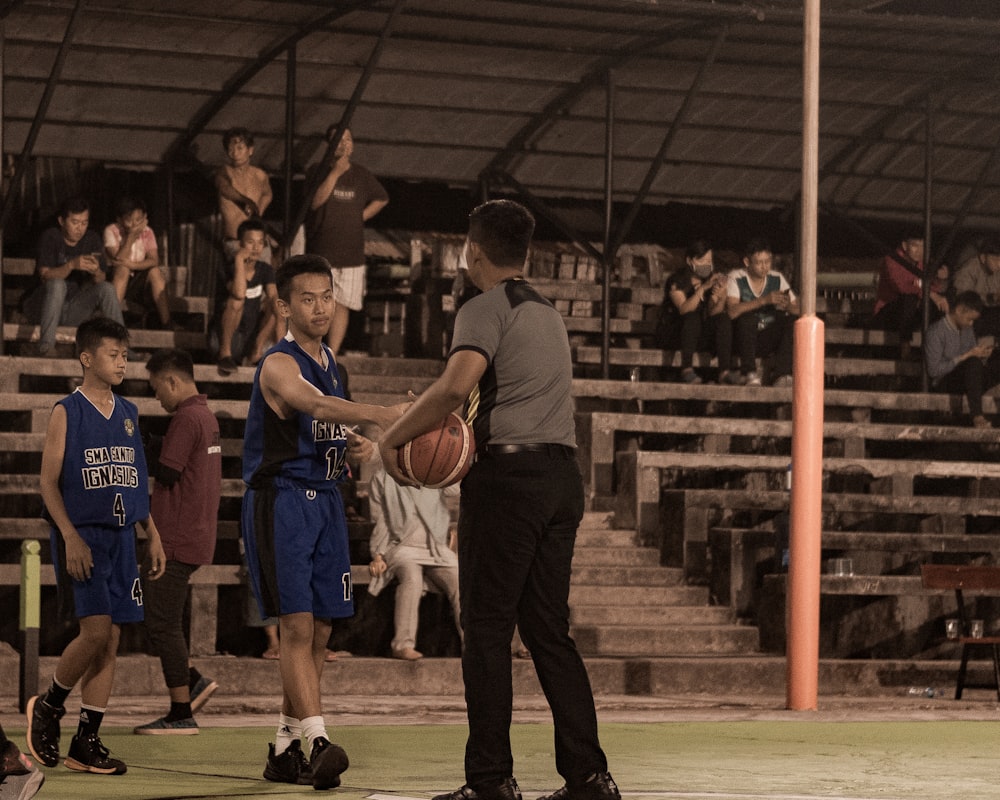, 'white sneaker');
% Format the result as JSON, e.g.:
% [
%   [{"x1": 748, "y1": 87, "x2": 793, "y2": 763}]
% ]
[{"x1": 745, "y1": 371, "x2": 762, "y2": 387}]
